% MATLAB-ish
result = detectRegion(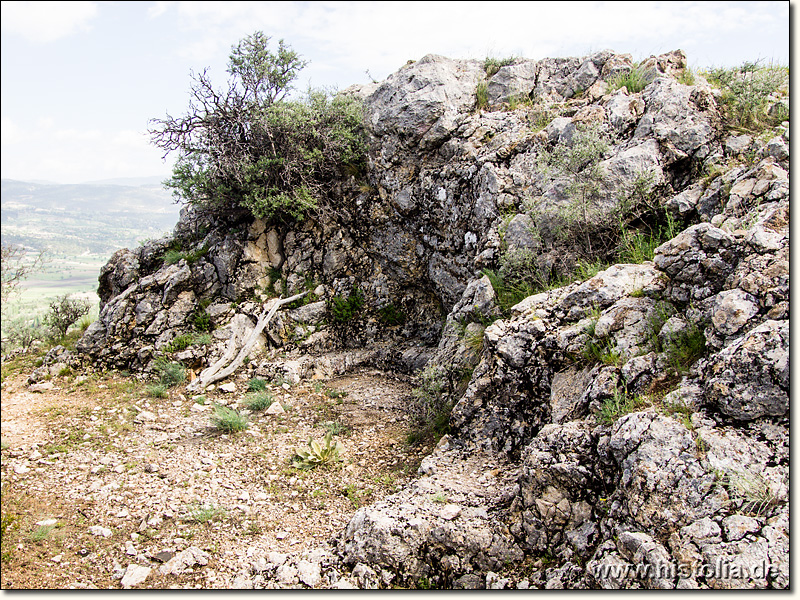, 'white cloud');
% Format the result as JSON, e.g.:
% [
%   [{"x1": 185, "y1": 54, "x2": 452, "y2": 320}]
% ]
[
  {"x1": 1, "y1": 1, "x2": 98, "y2": 42},
  {"x1": 1, "y1": 119, "x2": 171, "y2": 183}
]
